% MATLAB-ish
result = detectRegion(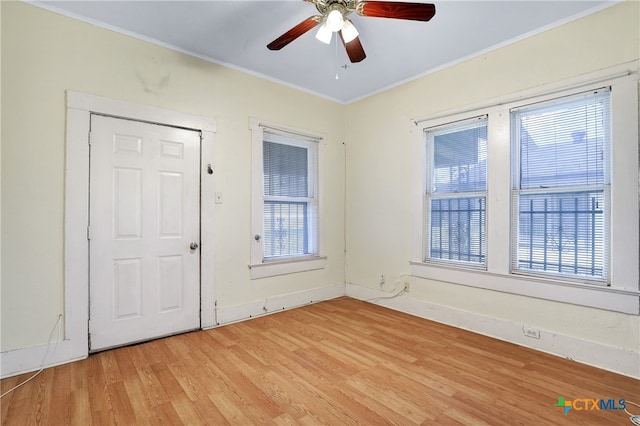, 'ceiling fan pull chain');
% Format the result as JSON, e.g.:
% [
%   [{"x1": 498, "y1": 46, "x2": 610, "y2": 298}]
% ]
[{"x1": 335, "y1": 34, "x2": 340, "y2": 80}]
